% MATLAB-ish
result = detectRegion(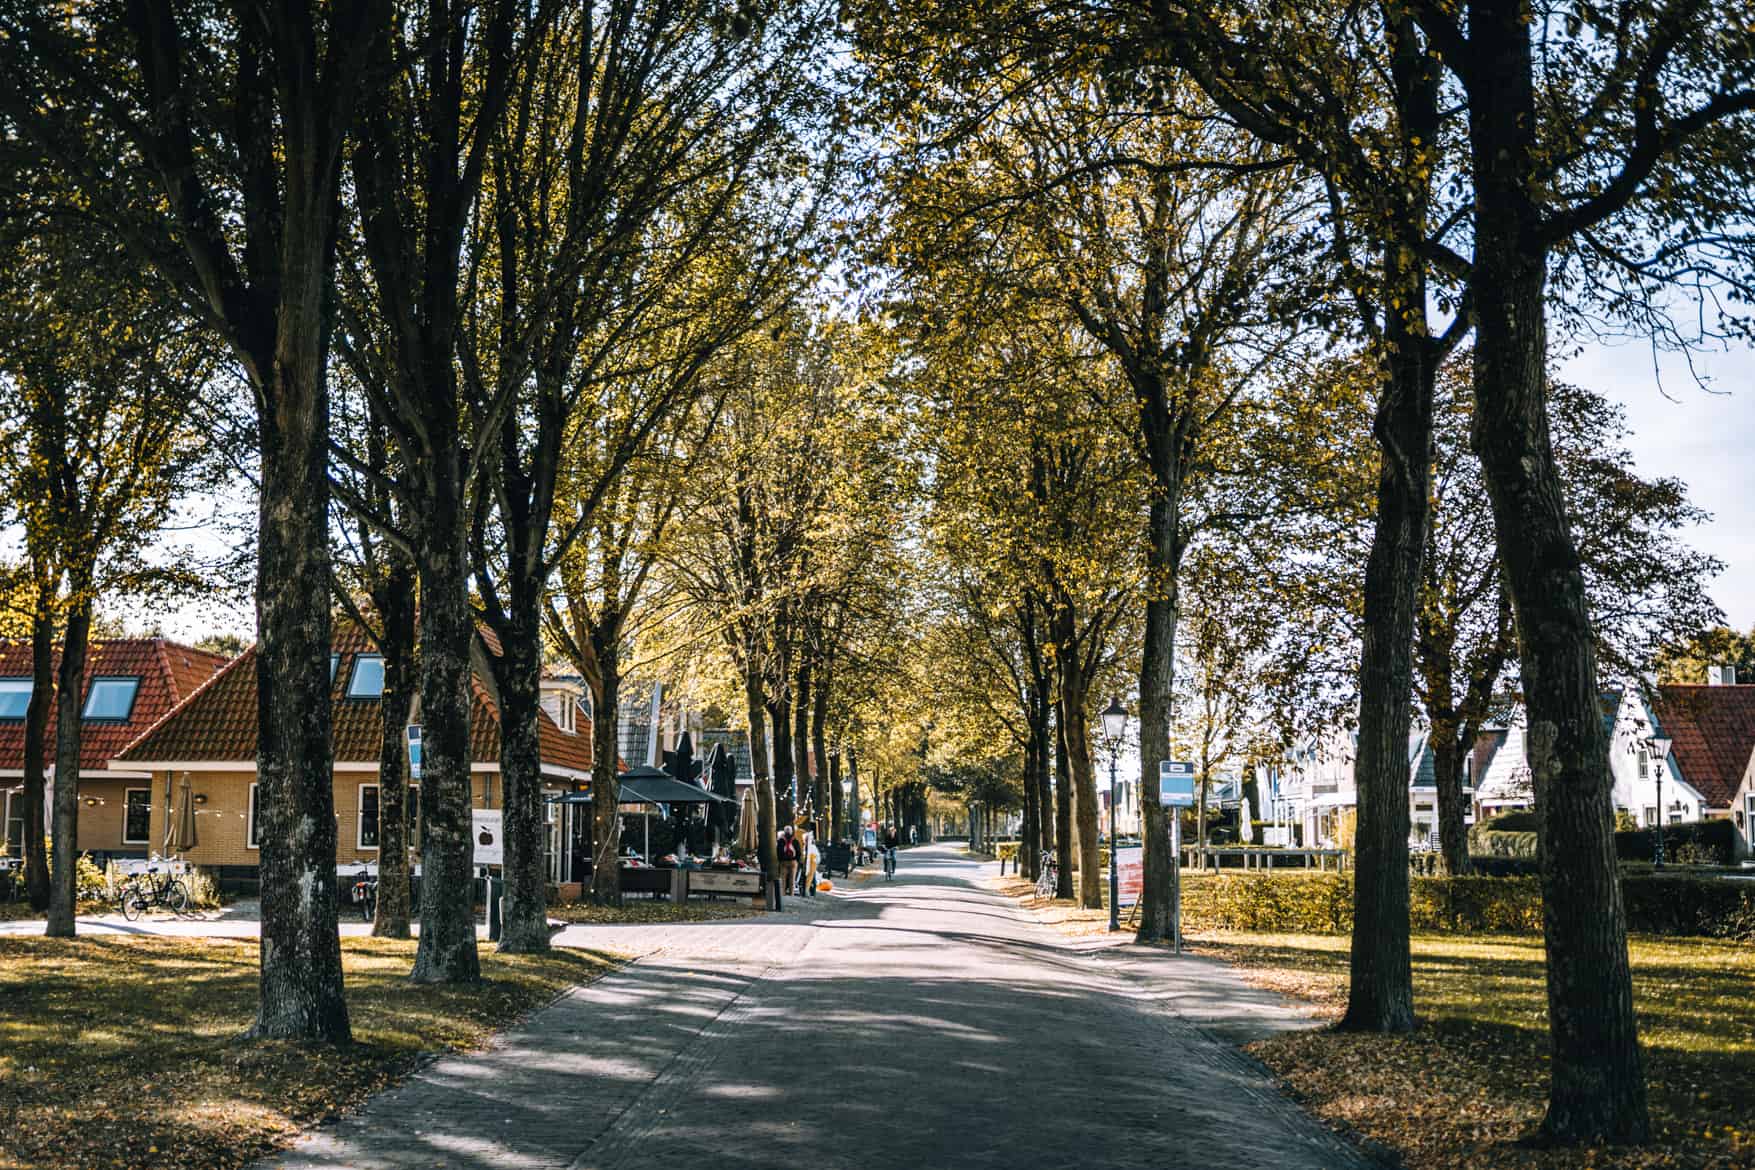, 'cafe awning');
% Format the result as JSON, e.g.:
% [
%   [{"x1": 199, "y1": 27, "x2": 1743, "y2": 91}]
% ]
[{"x1": 545, "y1": 764, "x2": 734, "y2": 808}]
